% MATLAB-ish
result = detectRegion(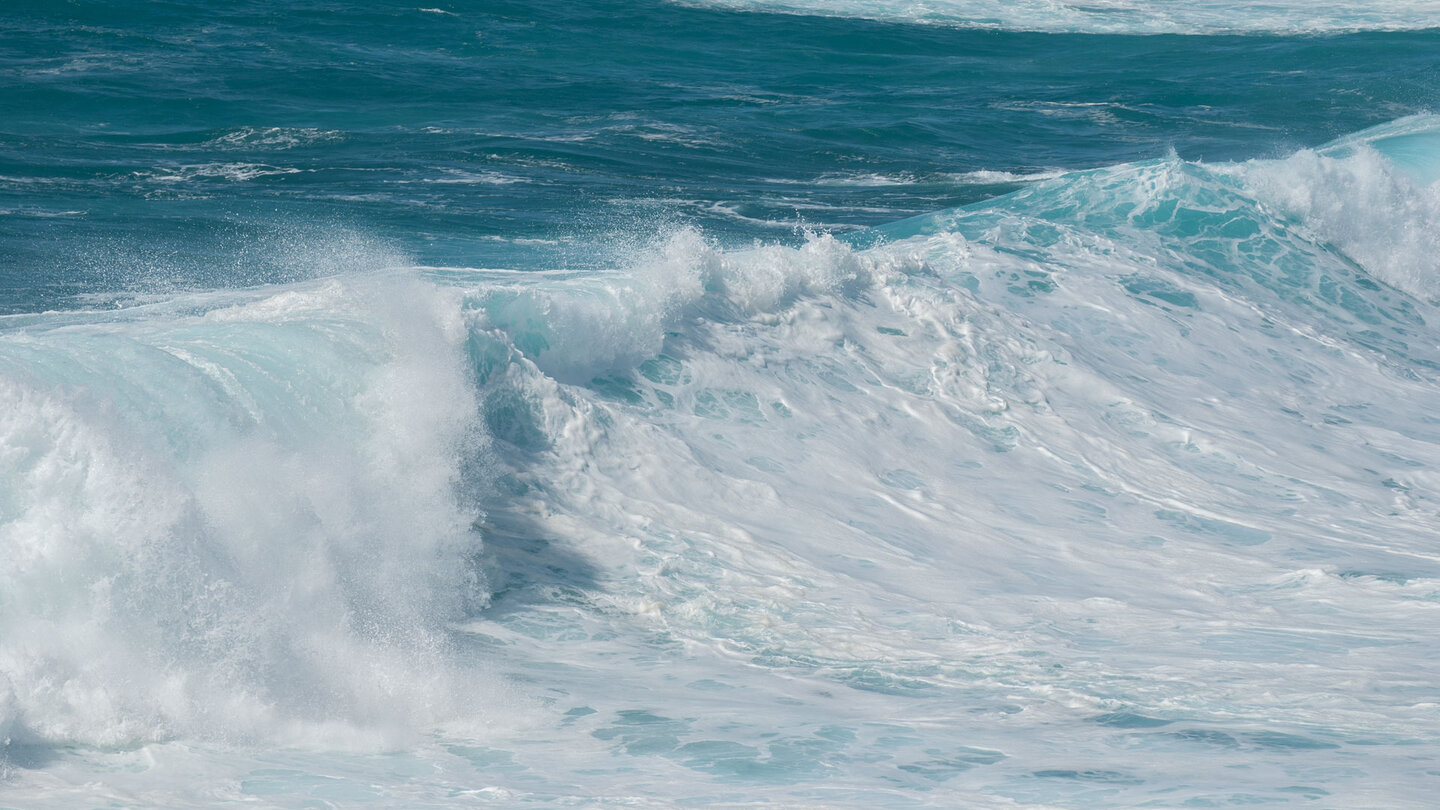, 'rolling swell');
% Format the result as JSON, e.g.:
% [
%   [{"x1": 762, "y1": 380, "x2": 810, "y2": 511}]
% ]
[
  {"x1": 2, "y1": 118, "x2": 1438, "y2": 808},
  {"x1": 870, "y1": 115, "x2": 1440, "y2": 367}
]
